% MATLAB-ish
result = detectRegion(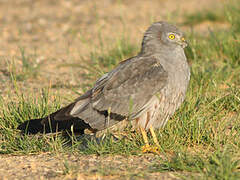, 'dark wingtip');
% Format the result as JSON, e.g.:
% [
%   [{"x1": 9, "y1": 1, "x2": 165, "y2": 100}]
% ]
[
  {"x1": 17, "y1": 119, "x2": 45, "y2": 134},
  {"x1": 17, "y1": 116, "x2": 91, "y2": 135}
]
